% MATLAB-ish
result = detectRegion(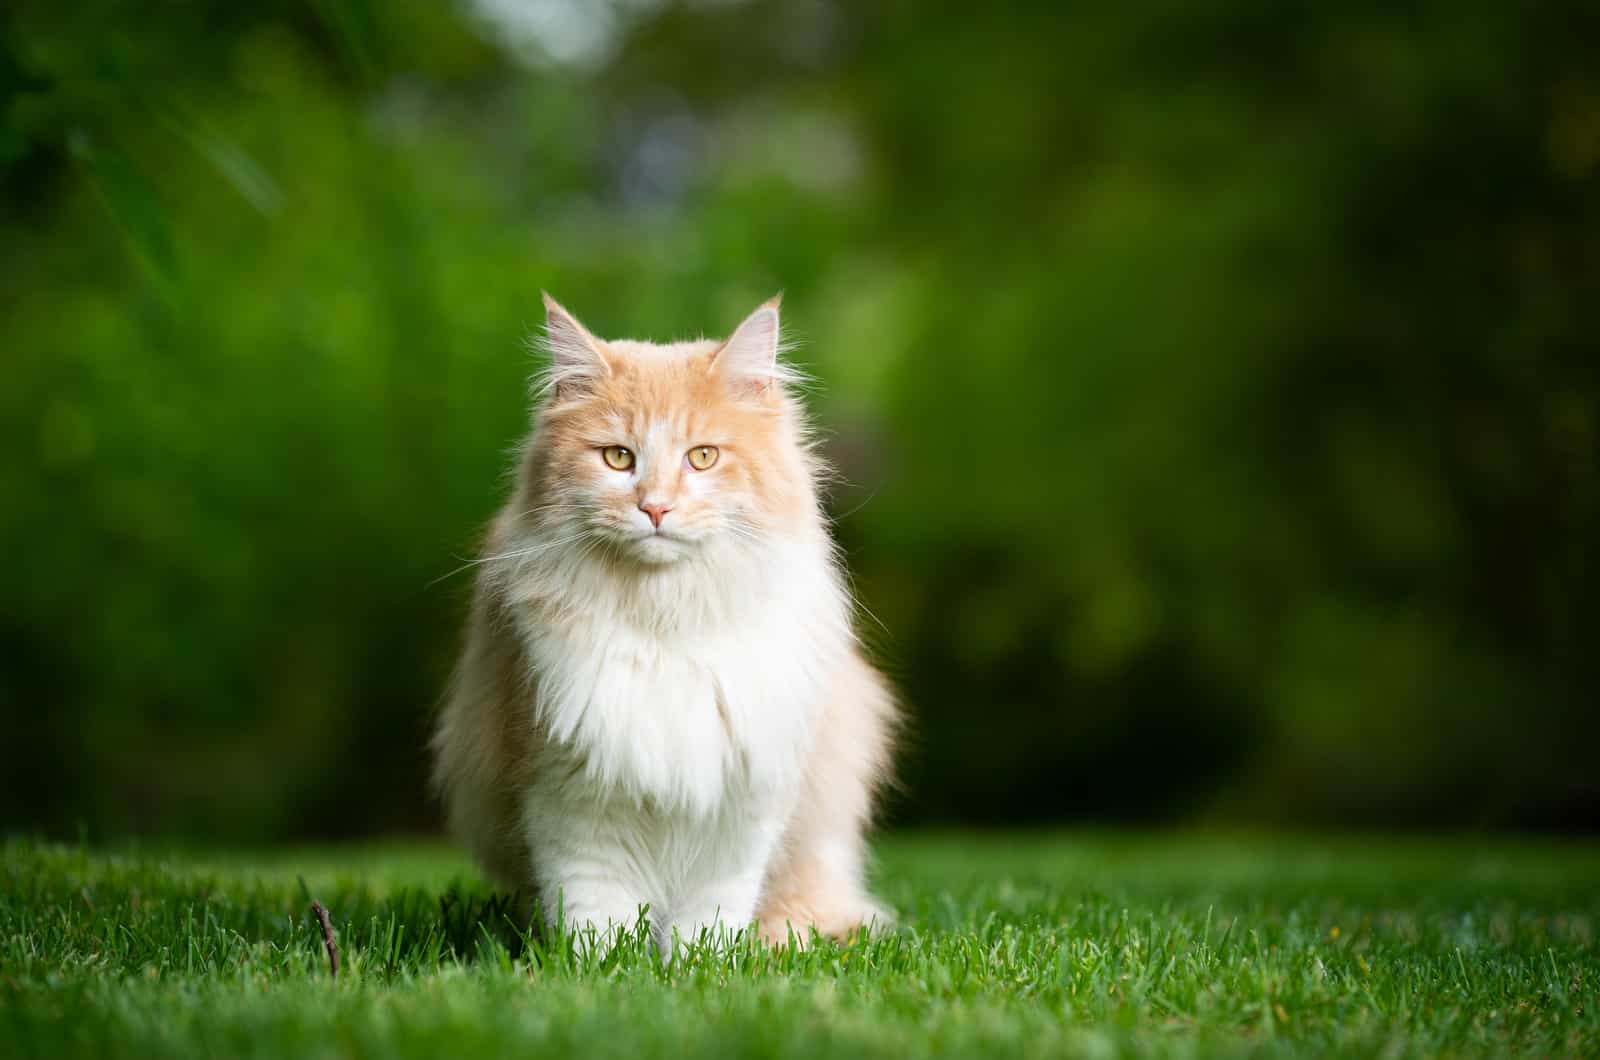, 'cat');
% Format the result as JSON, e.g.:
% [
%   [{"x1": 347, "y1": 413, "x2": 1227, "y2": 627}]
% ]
[{"x1": 430, "y1": 293, "x2": 898, "y2": 953}]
